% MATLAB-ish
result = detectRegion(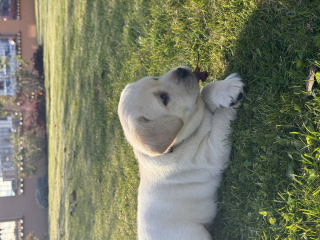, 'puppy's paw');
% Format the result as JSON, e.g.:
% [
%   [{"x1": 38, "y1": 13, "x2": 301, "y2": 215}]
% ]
[{"x1": 214, "y1": 73, "x2": 244, "y2": 108}]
